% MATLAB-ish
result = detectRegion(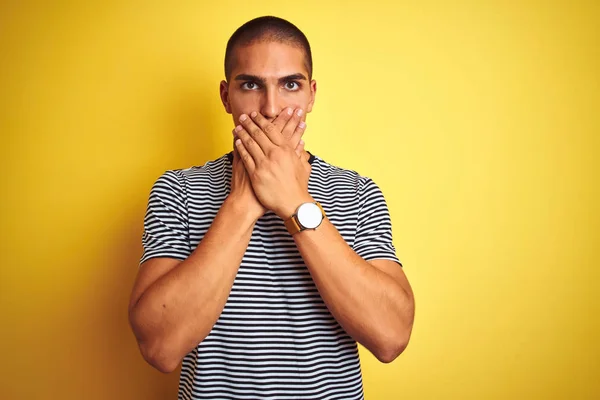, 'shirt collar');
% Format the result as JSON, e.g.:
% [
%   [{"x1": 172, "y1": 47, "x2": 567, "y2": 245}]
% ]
[{"x1": 226, "y1": 151, "x2": 315, "y2": 165}]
